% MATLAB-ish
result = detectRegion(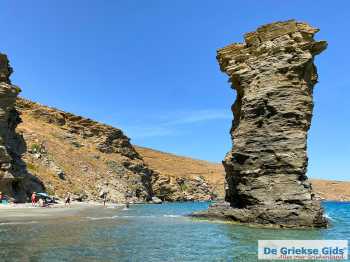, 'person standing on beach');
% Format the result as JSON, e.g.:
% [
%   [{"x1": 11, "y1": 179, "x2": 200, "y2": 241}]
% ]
[
  {"x1": 103, "y1": 192, "x2": 107, "y2": 207},
  {"x1": 125, "y1": 192, "x2": 131, "y2": 209},
  {"x1": 31, "y1": 192, "x2": 37, "y2": 206},
  {"x1": 65, "y1": 193, "x2": 71, "y2": 207}
]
